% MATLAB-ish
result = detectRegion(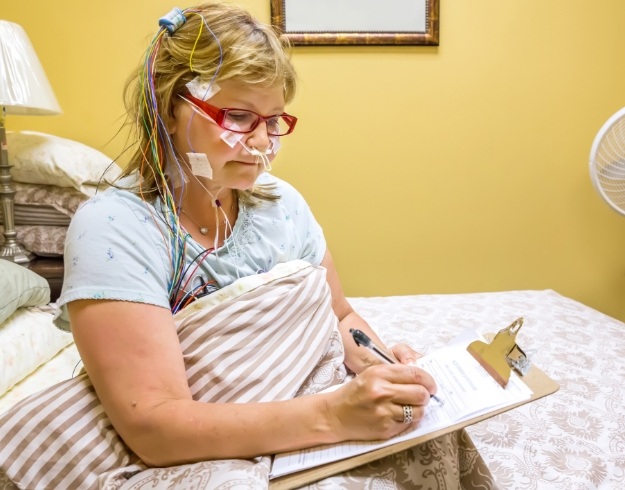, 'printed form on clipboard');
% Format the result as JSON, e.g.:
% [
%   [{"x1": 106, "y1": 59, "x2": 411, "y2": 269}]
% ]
[{"x1": 270, "y1": 338, "x2": 533, "y2": 479}]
